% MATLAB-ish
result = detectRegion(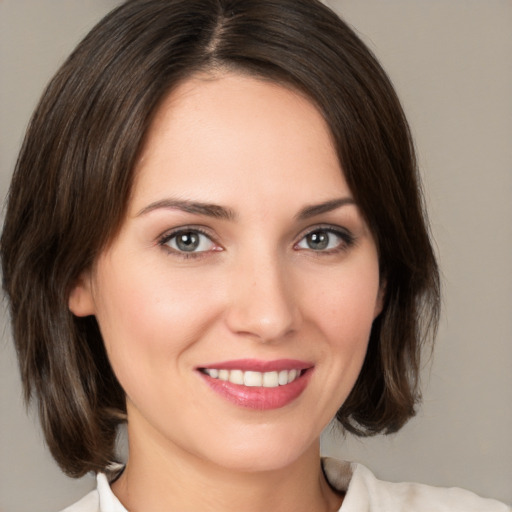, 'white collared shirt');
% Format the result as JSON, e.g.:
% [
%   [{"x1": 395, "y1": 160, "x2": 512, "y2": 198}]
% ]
[{"x1": 61, "y1": 458, "x2": 511, "y2": 512}]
